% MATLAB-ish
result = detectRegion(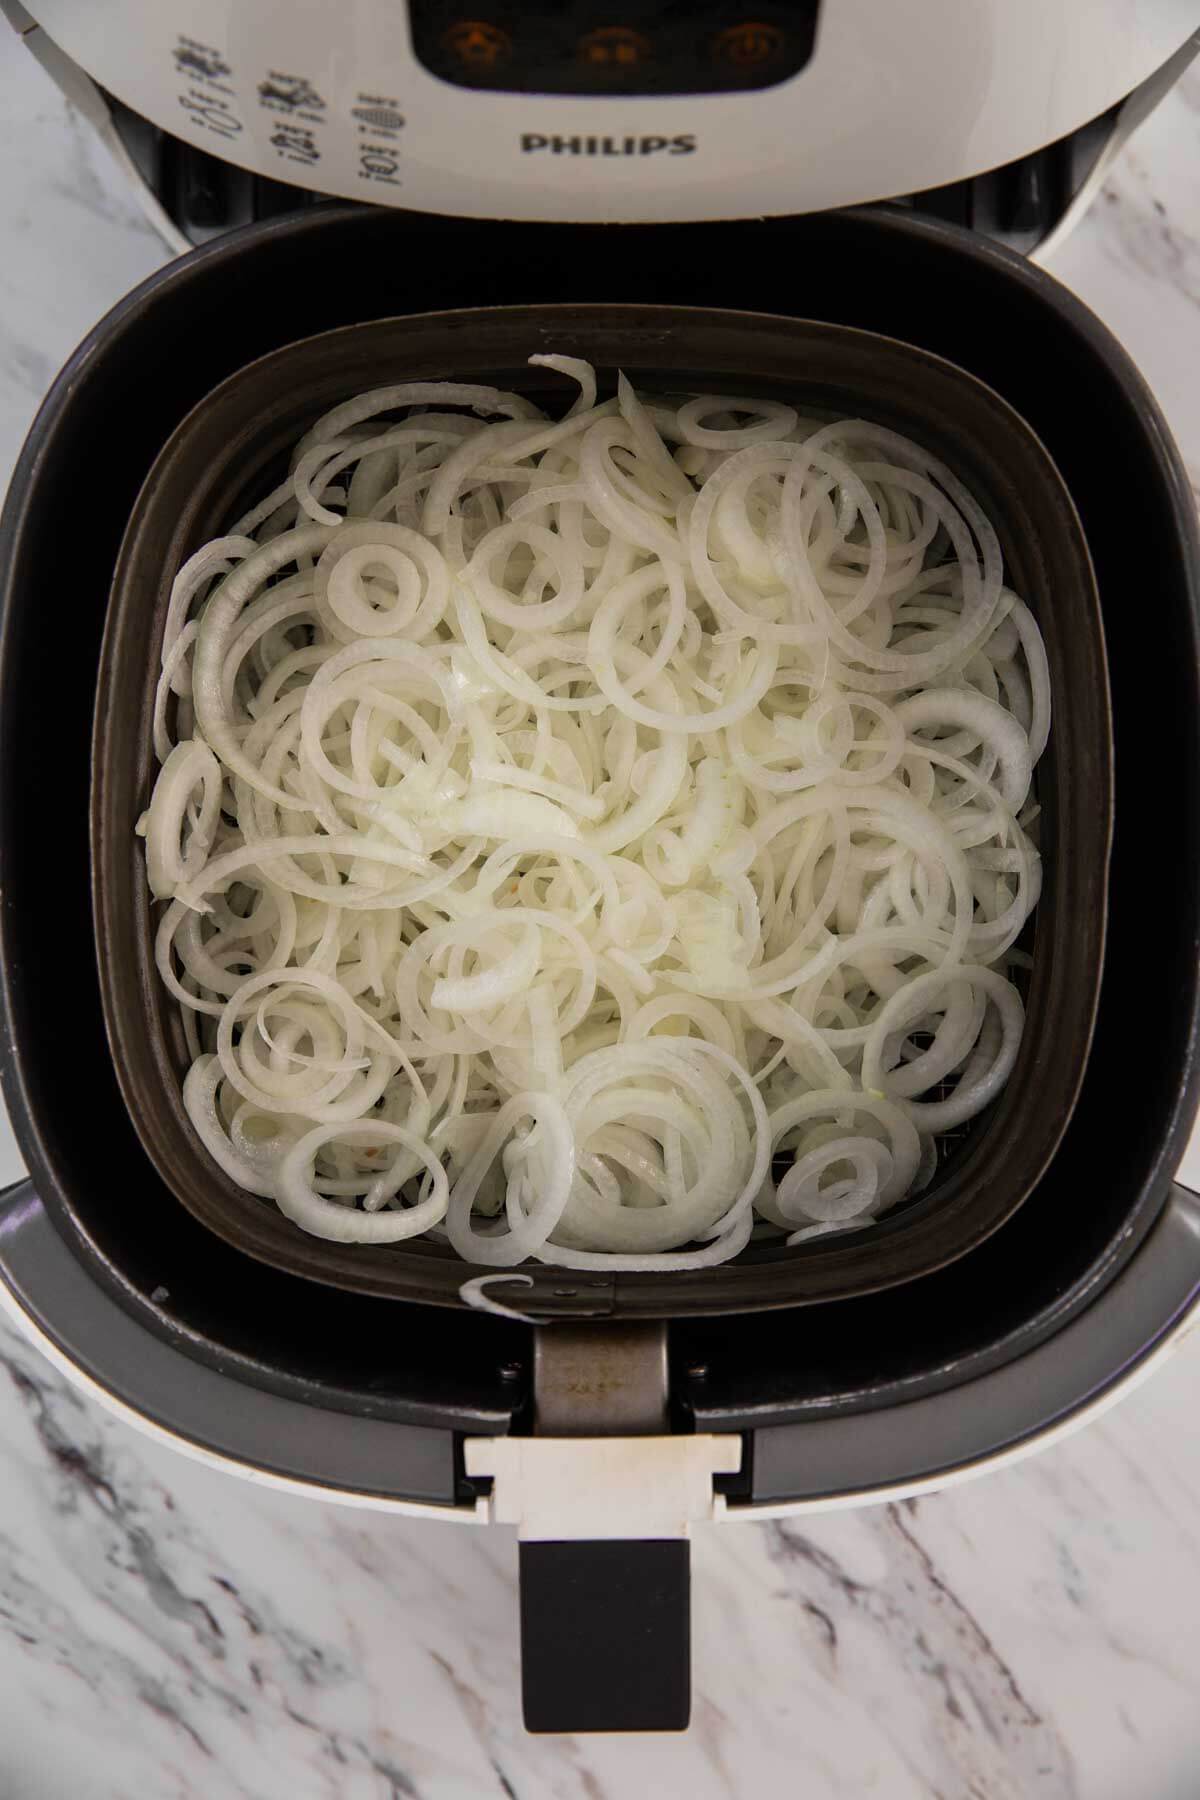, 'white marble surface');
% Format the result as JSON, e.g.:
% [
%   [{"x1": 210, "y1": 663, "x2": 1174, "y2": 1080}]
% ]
[{"x1": 1, "y1": 26, "x2": 1200, "y2": 1798}]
